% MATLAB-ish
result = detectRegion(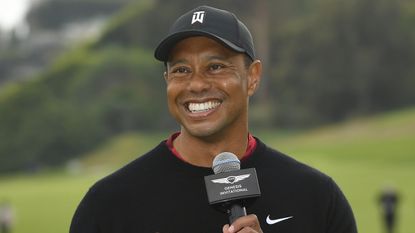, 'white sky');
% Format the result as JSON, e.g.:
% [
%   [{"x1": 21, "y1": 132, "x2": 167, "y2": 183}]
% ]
[{"x1": 0, "y1": 0, "x2": 31, "y2": 31}]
